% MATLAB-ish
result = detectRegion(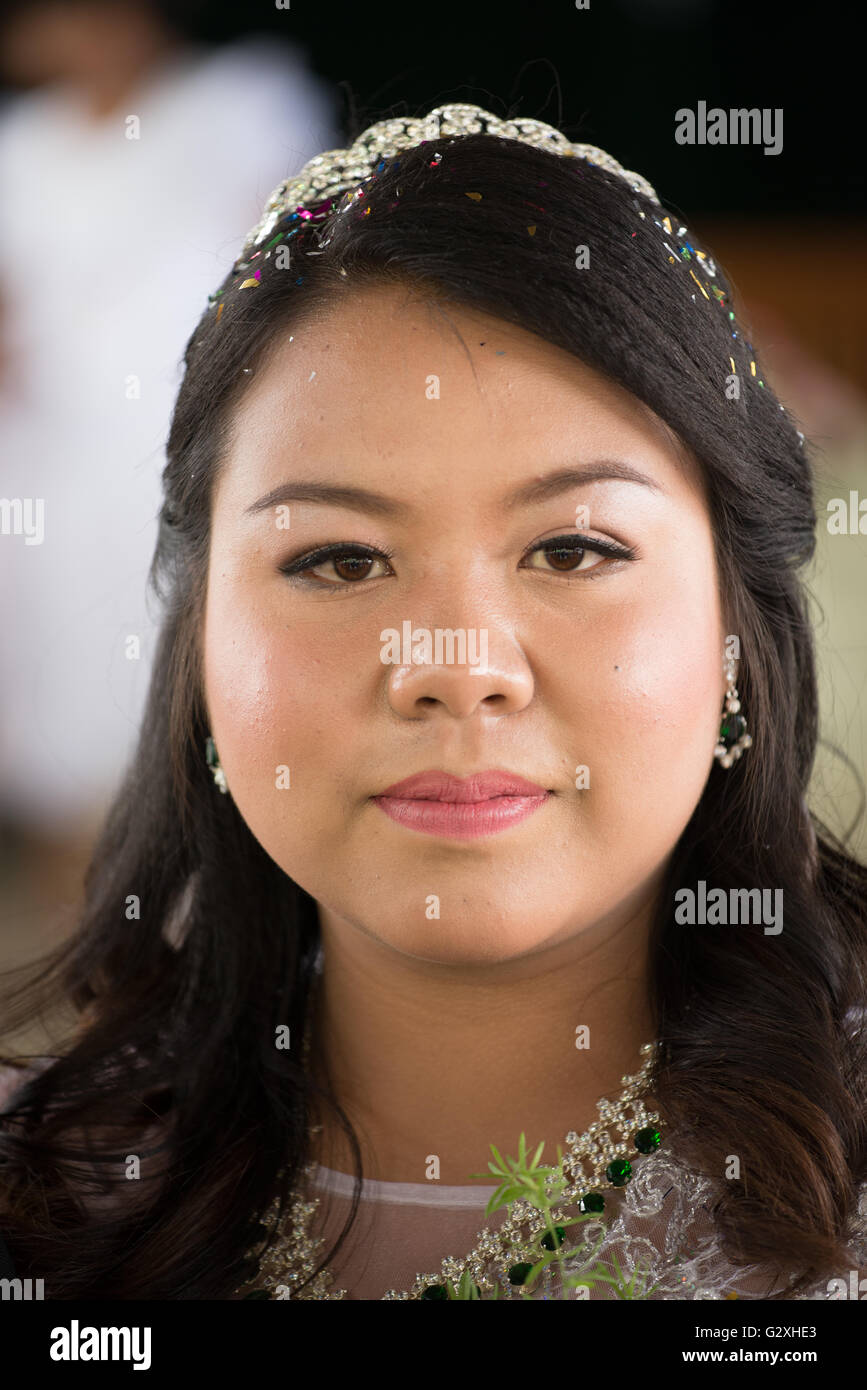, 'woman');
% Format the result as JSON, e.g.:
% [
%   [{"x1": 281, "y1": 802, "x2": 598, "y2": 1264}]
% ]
[{"x1": 1, "y1": 104, "x2": 866, "y2": 1301}]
